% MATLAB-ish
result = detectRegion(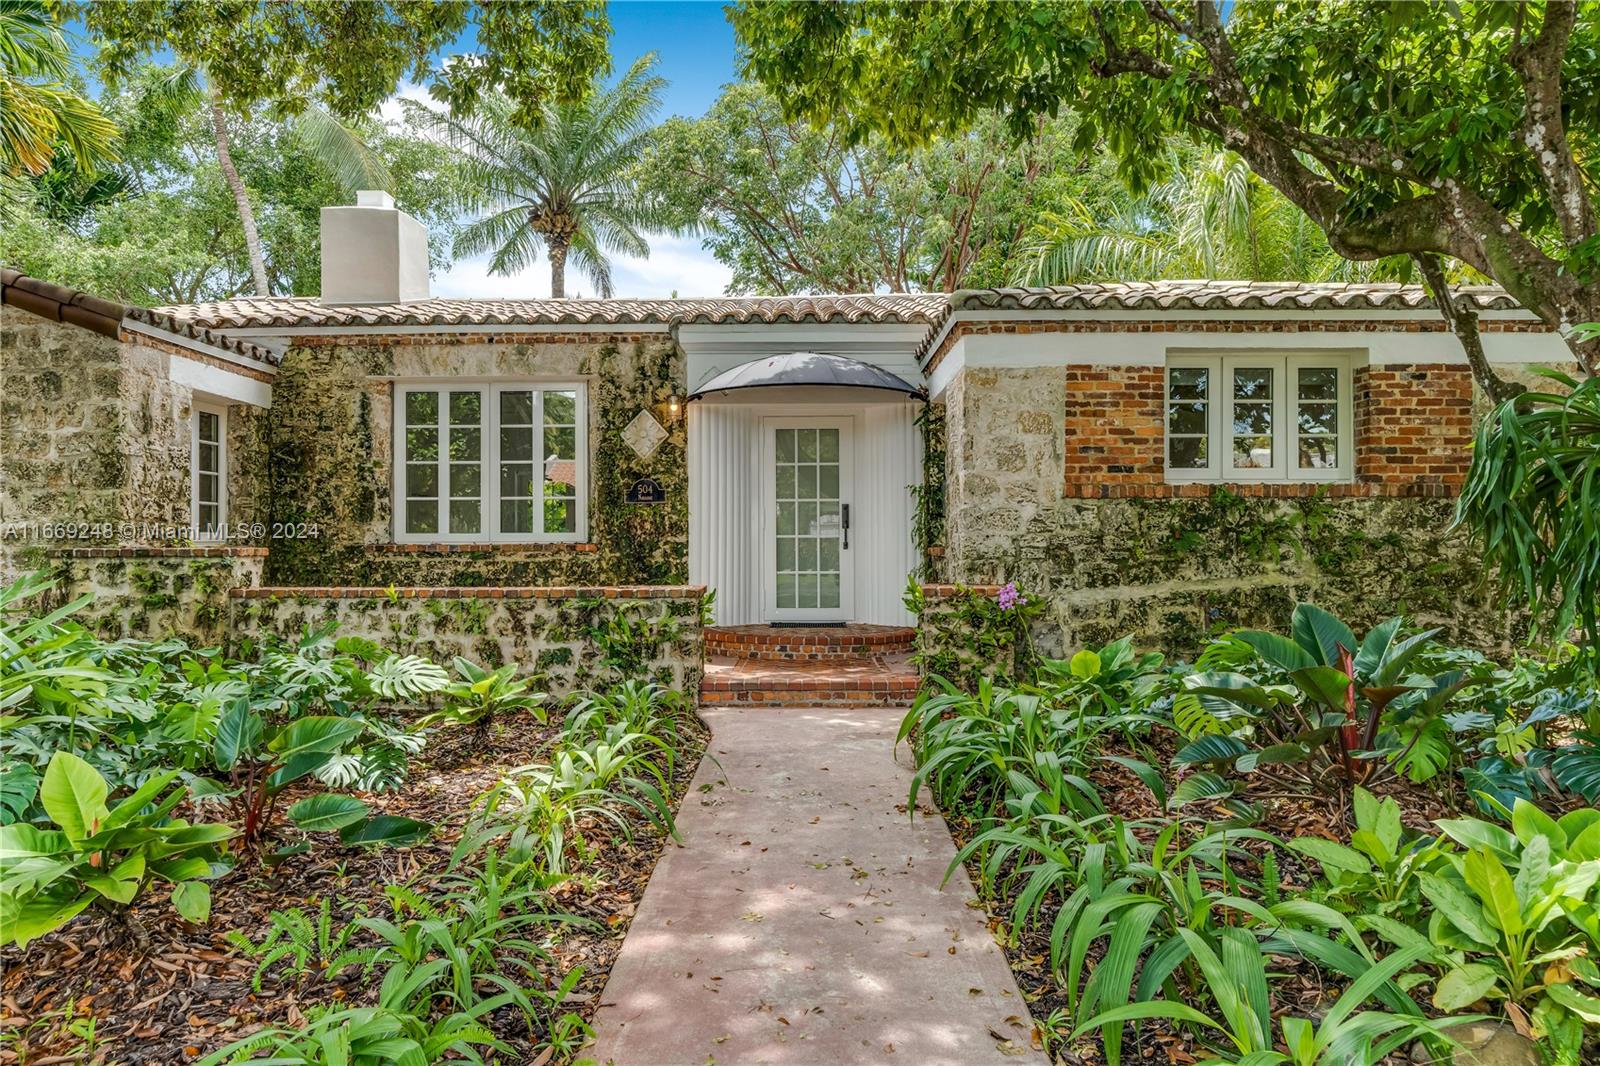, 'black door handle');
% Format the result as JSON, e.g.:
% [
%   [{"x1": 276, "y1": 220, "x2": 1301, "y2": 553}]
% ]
[{"x1": 842, "y1": 504, "x2": 850, "y2": 550}]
